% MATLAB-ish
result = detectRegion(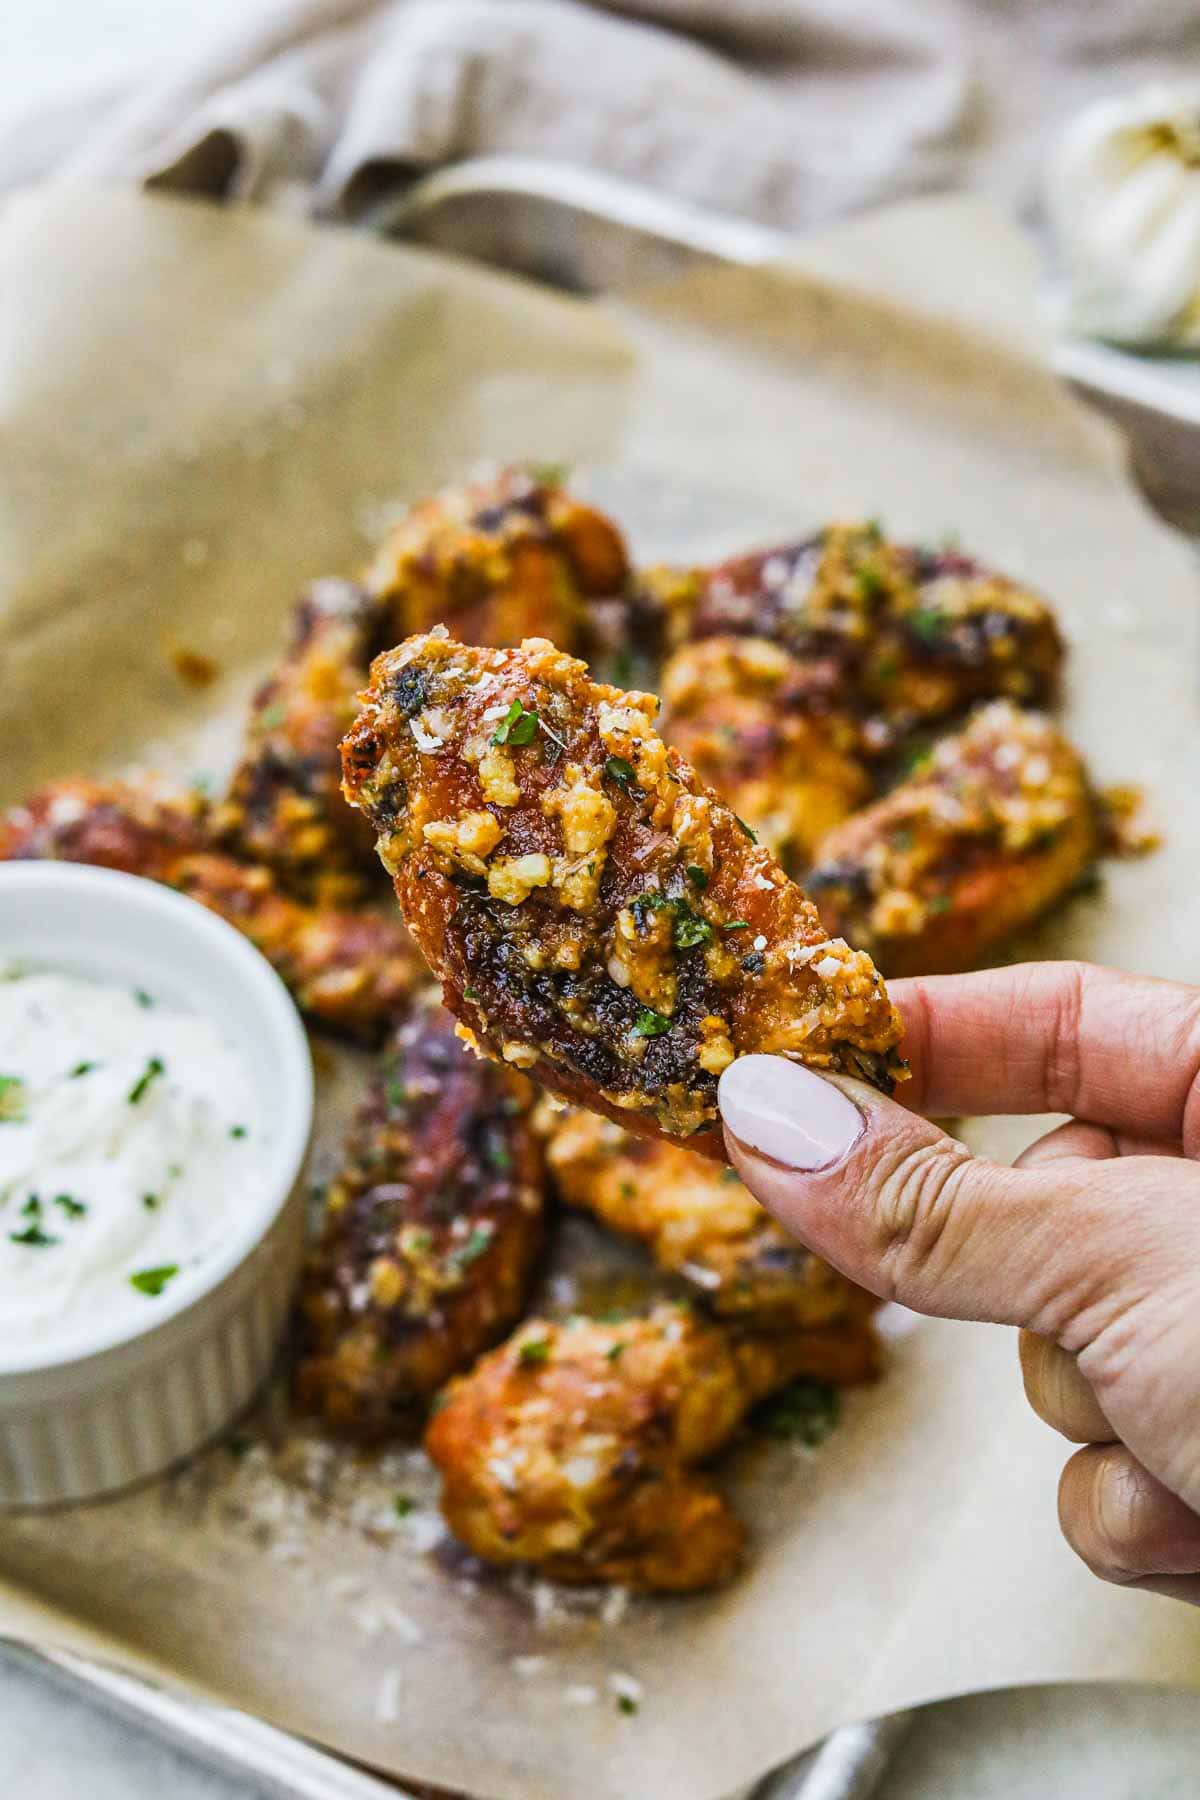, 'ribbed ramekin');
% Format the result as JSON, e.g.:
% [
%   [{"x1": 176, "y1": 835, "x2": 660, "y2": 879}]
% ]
[{"x1": 0, "y1": 864, "x2": 313, "y2": 1507}]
